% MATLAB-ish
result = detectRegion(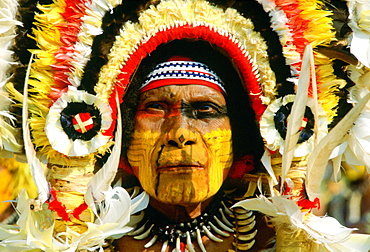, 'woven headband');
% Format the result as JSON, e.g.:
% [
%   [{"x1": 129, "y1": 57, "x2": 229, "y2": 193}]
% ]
[{"x1": 140, "y1": 60, "x2": 226, "y2": 94}]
